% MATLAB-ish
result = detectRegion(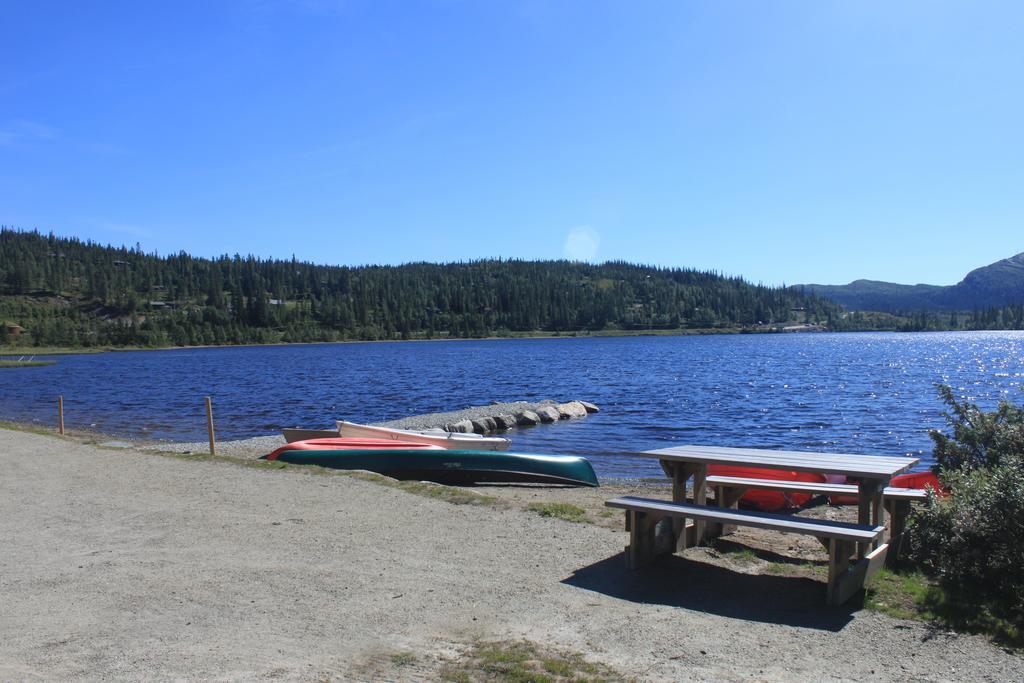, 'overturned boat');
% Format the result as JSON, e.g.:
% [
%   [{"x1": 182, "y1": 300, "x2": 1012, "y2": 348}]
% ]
[
  {"x1": 338, "y1": 420, "x2": 512, "y2": 451},
  {"x1": 281, "y1": 421, "x2": 512, "y2": 451},
  {"x1": 265, "y1": 437, "x2": 443, "y2": 461},
  {"x1": 261, "y1": 448, "x2": 599, "y2": 487}
]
